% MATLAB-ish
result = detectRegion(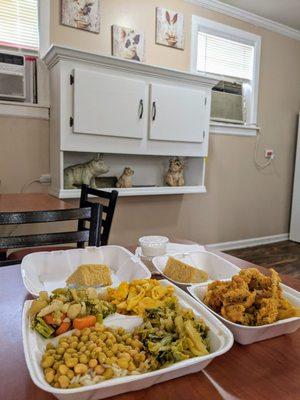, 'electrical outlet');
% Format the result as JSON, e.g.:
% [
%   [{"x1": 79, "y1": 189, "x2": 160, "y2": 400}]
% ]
[
  {"x1": 264, "y1": 149, "x2": 275, "y2": 159},
  {"x1": 38, "y1": 174, "x2": 51, "y2": 184}
]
